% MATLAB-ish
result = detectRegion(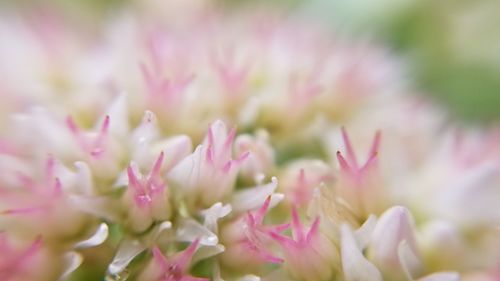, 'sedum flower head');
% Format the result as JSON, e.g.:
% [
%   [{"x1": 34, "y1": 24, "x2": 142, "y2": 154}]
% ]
[{"x1": 0, "y1": 3, "x2": 498, "y2": 281}]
